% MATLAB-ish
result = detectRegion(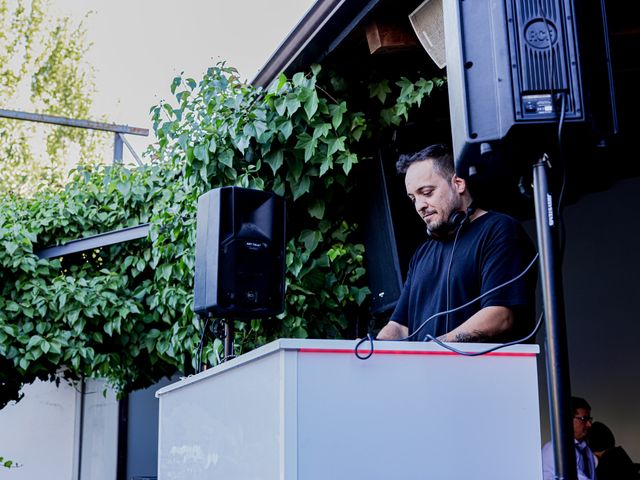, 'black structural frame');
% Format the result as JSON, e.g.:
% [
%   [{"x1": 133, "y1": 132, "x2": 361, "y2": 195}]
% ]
[
  {"x1": 36, "y1": 224, "x2": 150, "y2": 259},
  {"x1": 533, "y1": 158, "x2": 577, "y2": 480}
]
